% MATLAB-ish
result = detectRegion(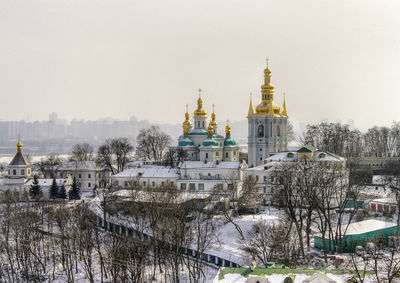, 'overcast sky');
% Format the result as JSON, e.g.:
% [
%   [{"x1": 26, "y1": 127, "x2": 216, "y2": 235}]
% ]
[{"x1": 0, "y1": 0, "x2": 399, "y2": 130}]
